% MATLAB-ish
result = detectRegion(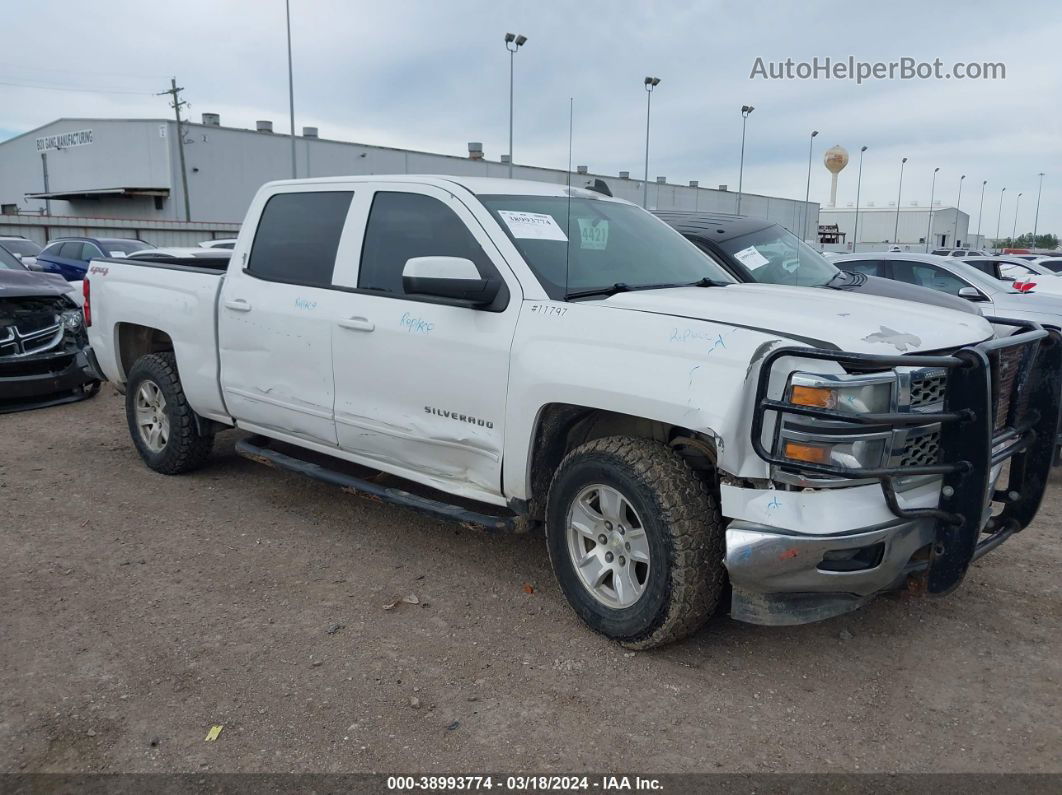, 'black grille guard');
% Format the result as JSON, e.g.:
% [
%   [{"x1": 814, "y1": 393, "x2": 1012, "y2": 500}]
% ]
[{"x1": 750, "y1": 317, "x2": 1062, "y2": 595}]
